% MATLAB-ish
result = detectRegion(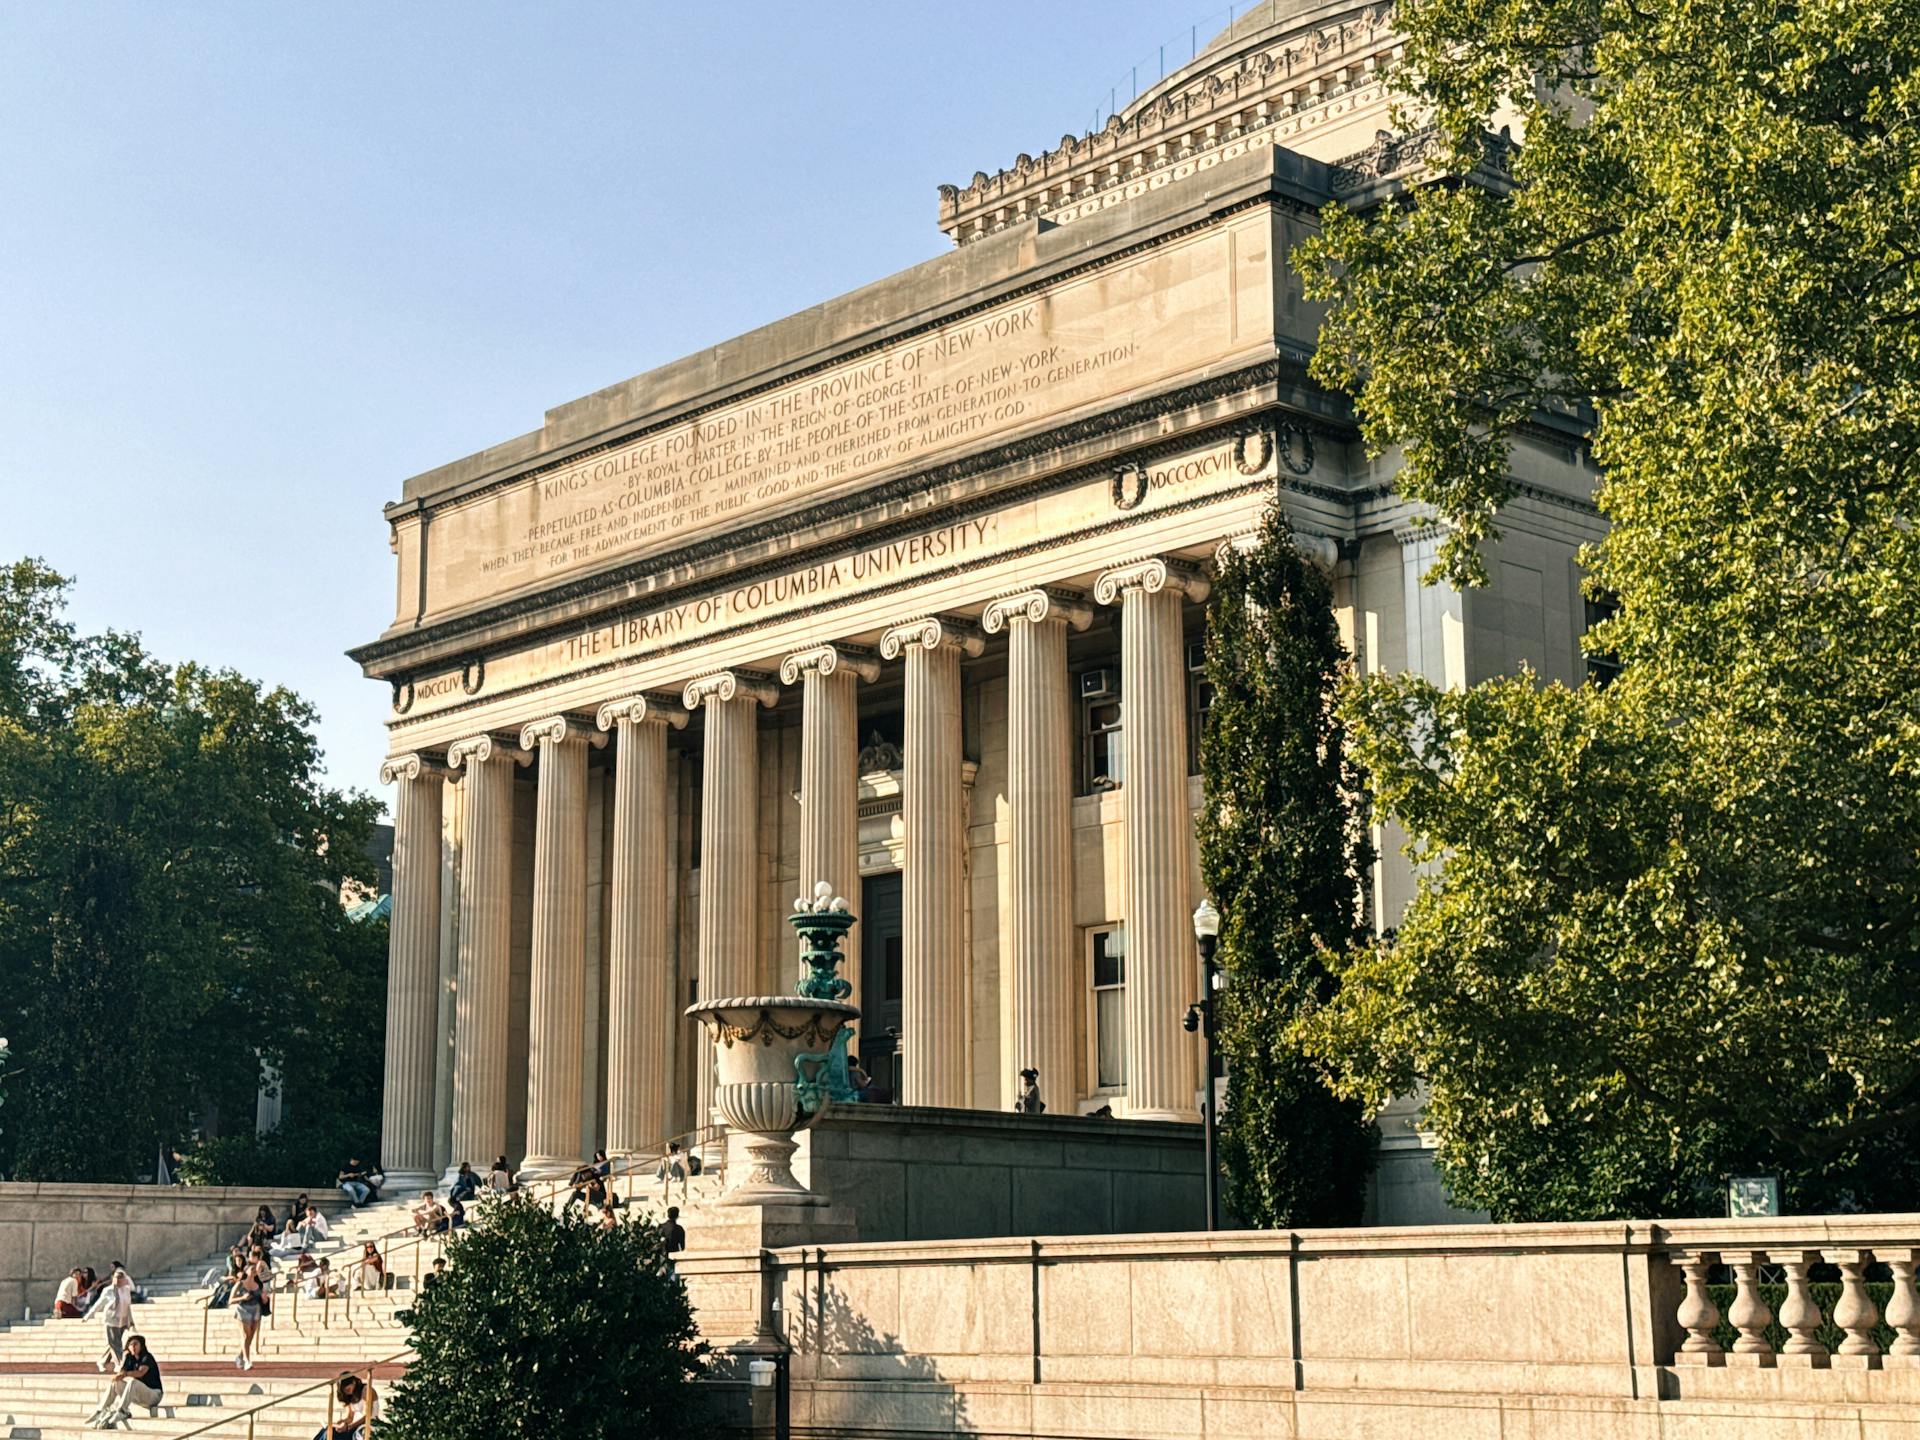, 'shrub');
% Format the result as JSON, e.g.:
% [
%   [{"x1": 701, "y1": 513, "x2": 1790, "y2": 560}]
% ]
[{"x1": 382, "y1": 1195, "x2": 706, "y2": 1439}]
